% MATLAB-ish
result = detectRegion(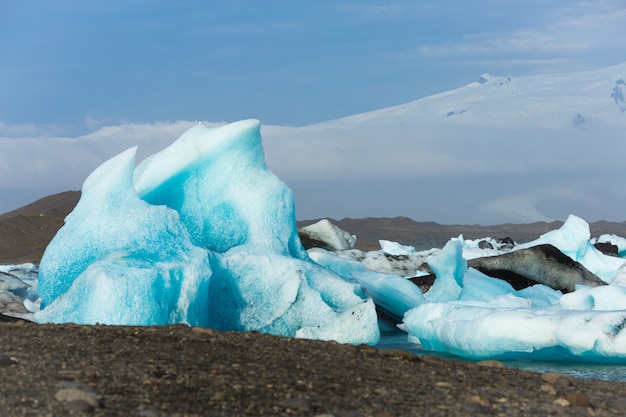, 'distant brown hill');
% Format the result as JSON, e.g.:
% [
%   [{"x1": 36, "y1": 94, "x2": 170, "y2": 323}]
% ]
[
  {"x1": 1, "y1": 190, "x2": 626, "y2": 264},
  {"x1": 299, "y1": 217, "x2": 626, "y2": 252},
  {"x1": 0, "y1": 191, "x2": 81, "y2": 264}
]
